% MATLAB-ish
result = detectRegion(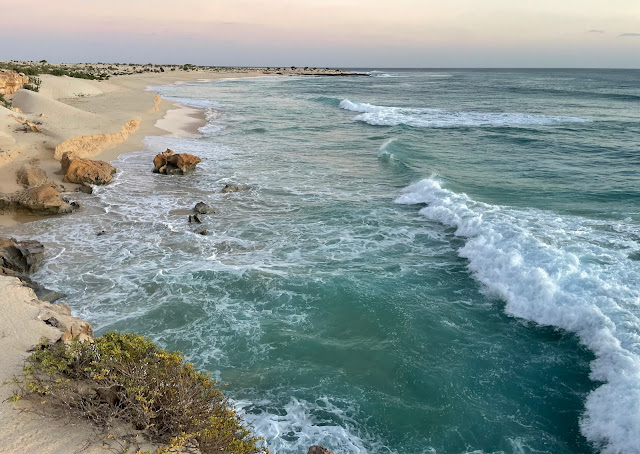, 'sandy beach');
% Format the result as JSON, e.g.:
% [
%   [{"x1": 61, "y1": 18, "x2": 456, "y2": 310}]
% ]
[
  {"x1": 0, "y1": 69, "x2": 264, "y2": 454},
  {"x1": 0, "y1": 69, "x2": 265, "y2": 226}
]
